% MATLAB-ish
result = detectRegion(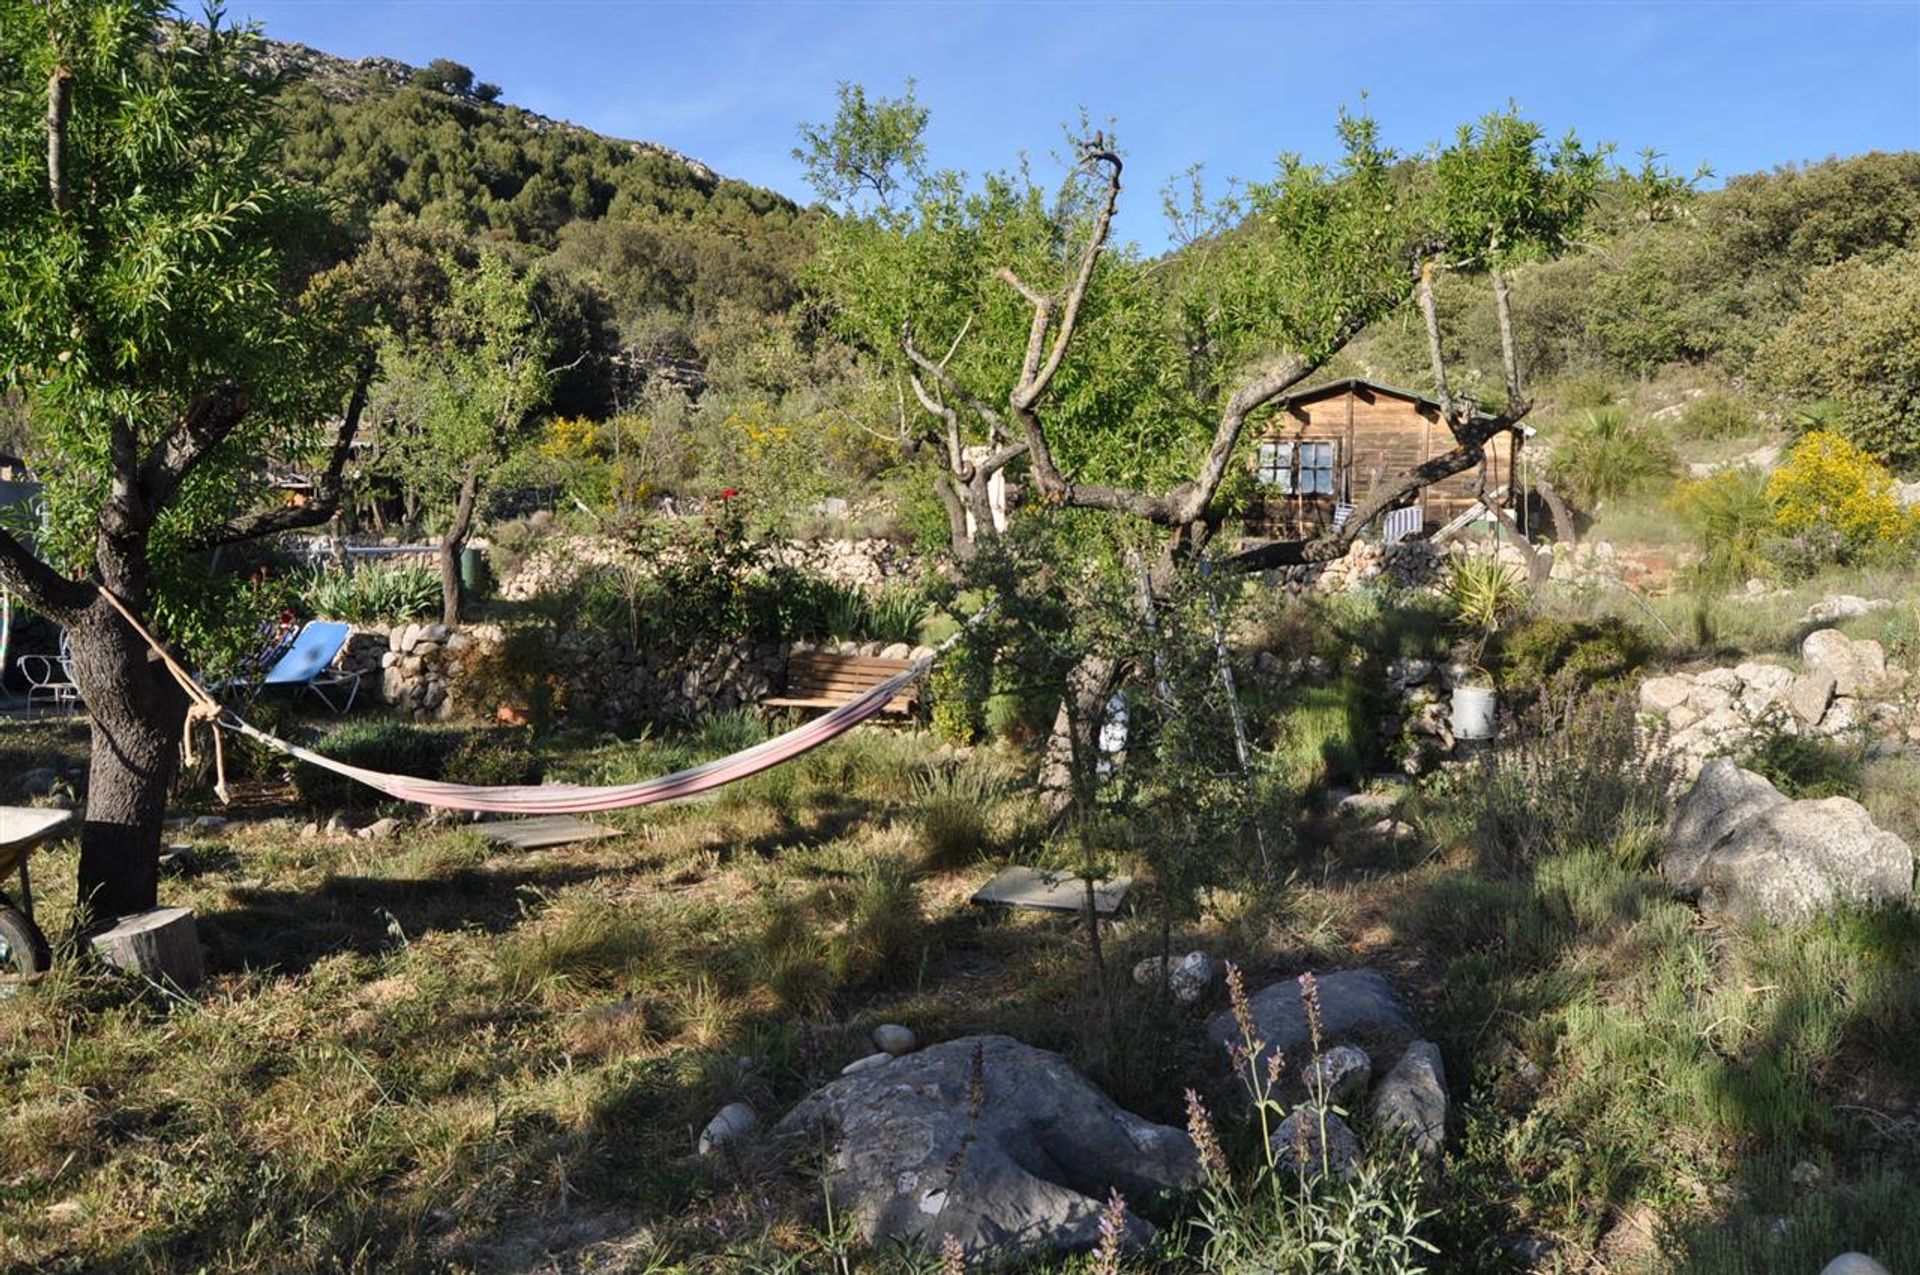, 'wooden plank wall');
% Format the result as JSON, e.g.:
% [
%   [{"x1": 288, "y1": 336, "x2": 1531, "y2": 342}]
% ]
[{"x1": 1250, "y1": 387, "x2": 1516, "y2": 536}]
